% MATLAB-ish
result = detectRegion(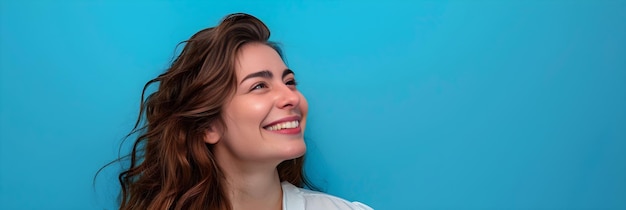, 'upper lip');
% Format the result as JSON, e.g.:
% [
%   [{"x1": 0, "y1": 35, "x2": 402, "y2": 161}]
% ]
[{"x1": 263, "y1": 115, "x2": 301, "y2": 128}]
